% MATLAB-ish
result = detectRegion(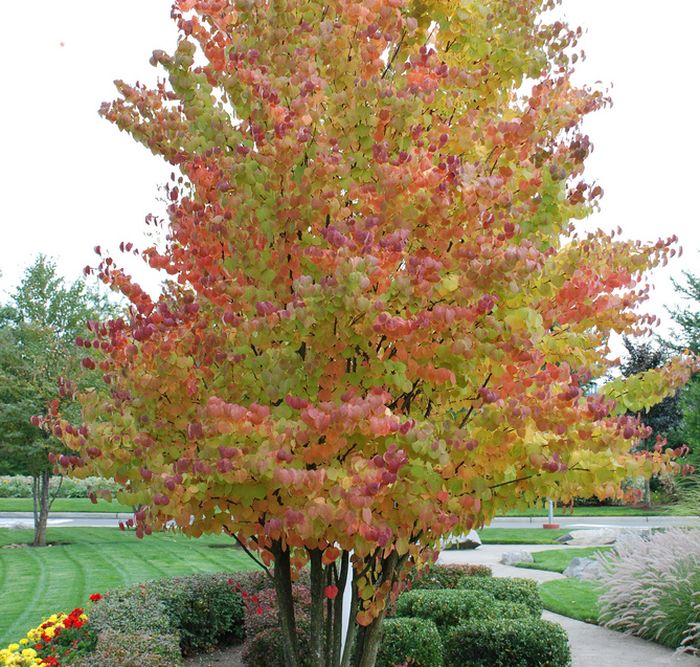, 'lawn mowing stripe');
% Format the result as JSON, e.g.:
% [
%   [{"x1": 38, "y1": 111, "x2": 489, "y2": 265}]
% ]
[
  {"x1": 1, "y1": 546, "x2": 51, "y2": 645},
  {"x1": 77, "y1": 543, "x2": 128, "y2": 593},
  {"x1": 102, "y1": 543, "x2": 171, "y2": 583},
  {"x1": 203, "y1": 547, "x2": 259, "y2": 573},
  {"x1": 58, "y1": 544, "x2": 87, "y2": 612},
  {"x1": 180, "y1": 544, "x2": 251, "y2": 573},
  {"x1": 0, "y1": 550, "x2": 6, "y2": 601}
]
